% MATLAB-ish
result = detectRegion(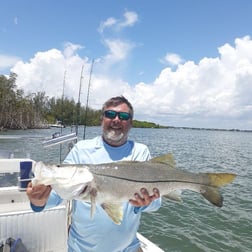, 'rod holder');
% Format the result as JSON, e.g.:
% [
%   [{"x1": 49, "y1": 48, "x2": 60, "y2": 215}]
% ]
[{"x1": 42, "y1": 132, "x2": 77, "y2": 148}]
